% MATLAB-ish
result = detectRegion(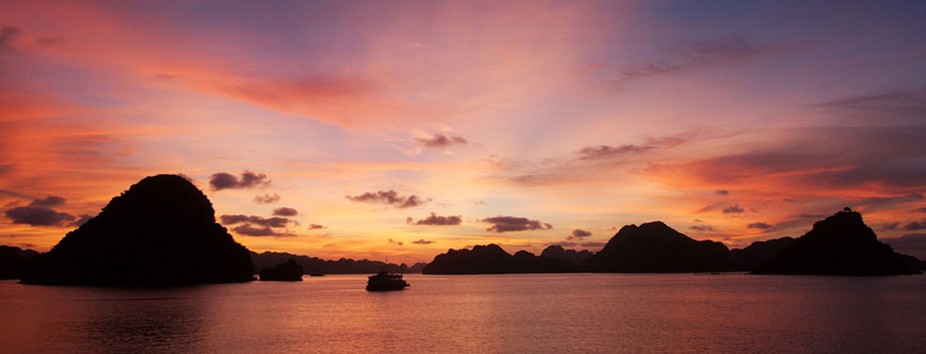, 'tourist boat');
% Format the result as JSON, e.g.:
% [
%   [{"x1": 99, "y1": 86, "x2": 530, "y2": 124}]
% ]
[{"x1": 366, "y1": 271, "x2": 410, "y2": 291}]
